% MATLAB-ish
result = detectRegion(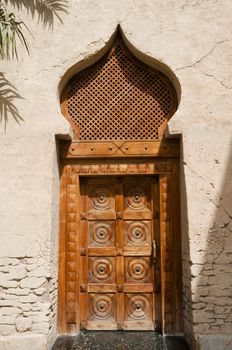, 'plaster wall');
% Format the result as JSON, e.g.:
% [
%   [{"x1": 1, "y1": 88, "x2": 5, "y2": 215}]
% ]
[{"x1": 0, "y1": 1, "x2": 232, "y2": 349}]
